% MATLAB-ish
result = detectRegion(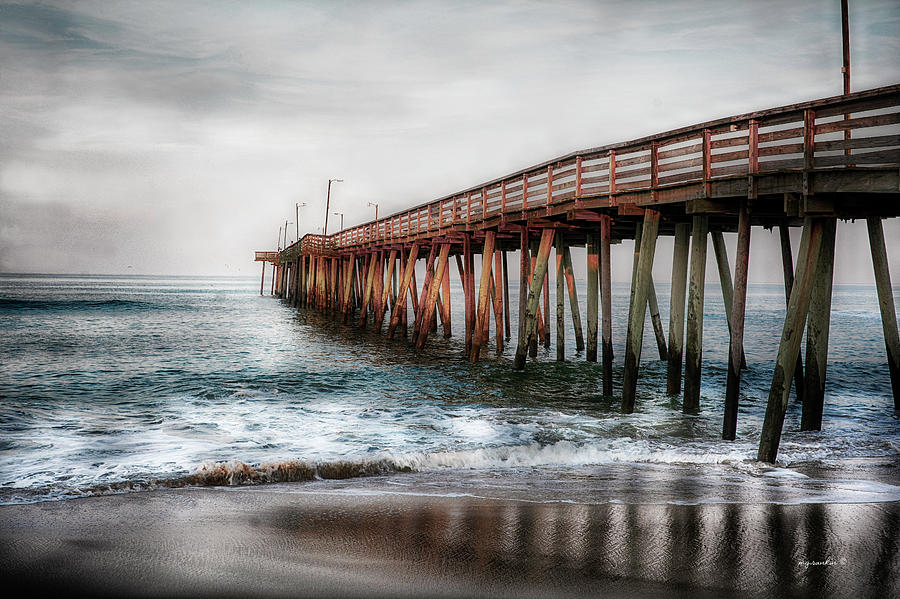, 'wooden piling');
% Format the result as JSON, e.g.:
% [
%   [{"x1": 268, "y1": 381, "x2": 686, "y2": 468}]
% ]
[
  {"x1": 684, "y1": 215, "x2": 709, "y2": 414},
  {"x1": 801, "y1": 218, "x2": 836, "y2": 431},
  {"x1": 600, "y1": 215, "x2": 614, "y2": 396},
  {"x1": 388, "y1": 244, "x2": 417, "y2": 339},
  {"x1": 299, "y1": 256, "x2": 306, "y2": 307},
  {"x1": 471, "y1": 231, "x2": 496, "y2": 361},
  {"x1": 375, "y1": 249, "x2": 397, "y2": 330},
  {"x1": 260, "y1": 261, "x2": 266, "y2": 296},
  {"x1": 711, "y1": 231, "x2": 747, "y2": 368},
  {"x1": 543, "y1": 256, "x2": 551, "y2": 348},
  {"x1": 416, "y1": 244, "x2": 451, "y2": 350},
  {"x1": 866, "y1": 217, "x2": 900, "y2": 409},
  {"x1": 354, "y1": 254, "x2": 371, "y2": 326},
  {"x1": 631, "y1": 222, "x2": 666, "y2": 361},
  {"x1": 514, "y1": 229, "x2": 555, "y2": 370},
  {"x1": 410, "y1": 268, "x2": 419, "y2": 314},
  {"x1": 341, "y1": 254, "x2": 355, "y2": 323},
  {"x1": 355, "y1": 256, "x2": 364, "y2": 309},
  {"x1": 461, "y1": 236, "x2": 473, "y2": 354},
  {"x1": 723, "y1": 203, "x2": 751, "y2": 440},
  {"x1": 372, "y1": 252, "x2": 385, "y2": 326},
  {"x1": 556, "y1": 235, "x2": 566, "y2": 361},
  {"x1": 307, "y1": 257, "x2": 316, "y2": 306},
  {"x1": 502, "y1": 250, "x2": 511, "y2": 339},
  {"x1": 492, "y1": 251, "x2": 504, "y2": 354},
  {"x1": 779, "y1": 224, "x2": 806, "y2": 400},
  {"x1": 441, "y1": 263, "x2": 452, "y2": 338},
  {"x1": 563, "y1": 246, "x2": 584, "y2": 353},
  {"x1": 518, "y1": 230, "x2": 528, "y2": 344},
  {"x1": 758, "y1": 218, "x2": 825, "y2": 462},
  {"x1": 330, "y1": 257, "x2": 339, "y2": 315},
  {"x1": 413, "y1": 245, "x2": 438, "y2": 340},
  {"x1": 586, "y1": 231, "x2": 599, "y2": 362},
  {"x1": 529, "y1": 240, "x2": 541, "y2": 358},
  {"x1": 647, "y1": 277, "x2": 667, "y2": 361},
  {"x1": 622, "y1": 210, "x2": 660, "y2": 413},
  {"x1": 667, "y1": 223, "x2": 690, "y2": 394}
]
